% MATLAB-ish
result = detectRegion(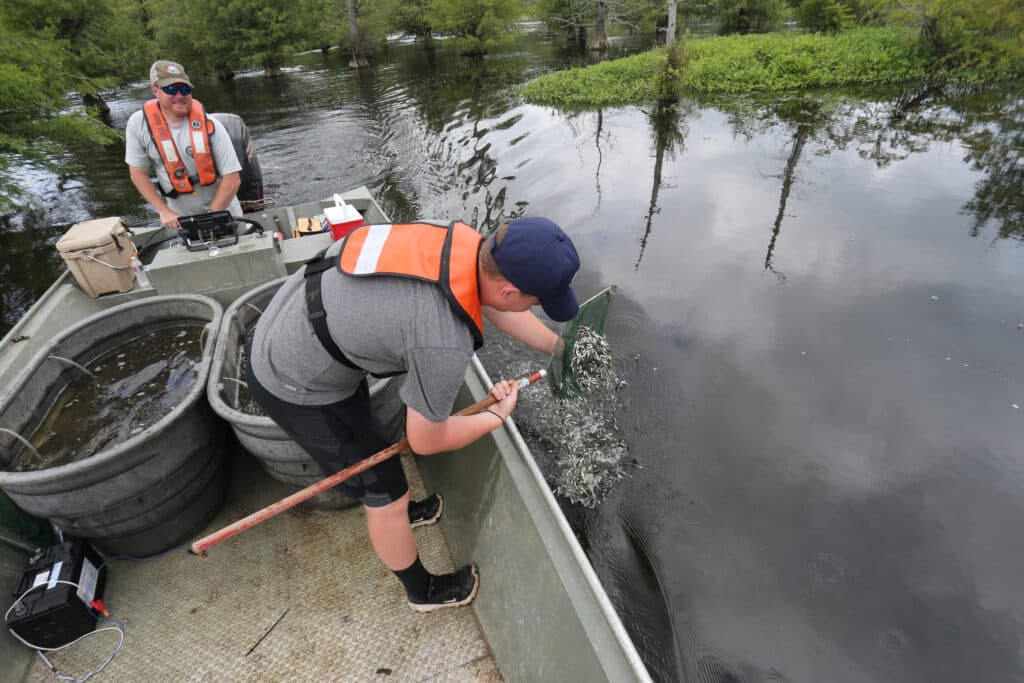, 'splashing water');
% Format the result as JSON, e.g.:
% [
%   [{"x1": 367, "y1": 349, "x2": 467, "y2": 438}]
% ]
[{"x1": 496, "y1": 326, "x2": 628, "y2": 508}]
